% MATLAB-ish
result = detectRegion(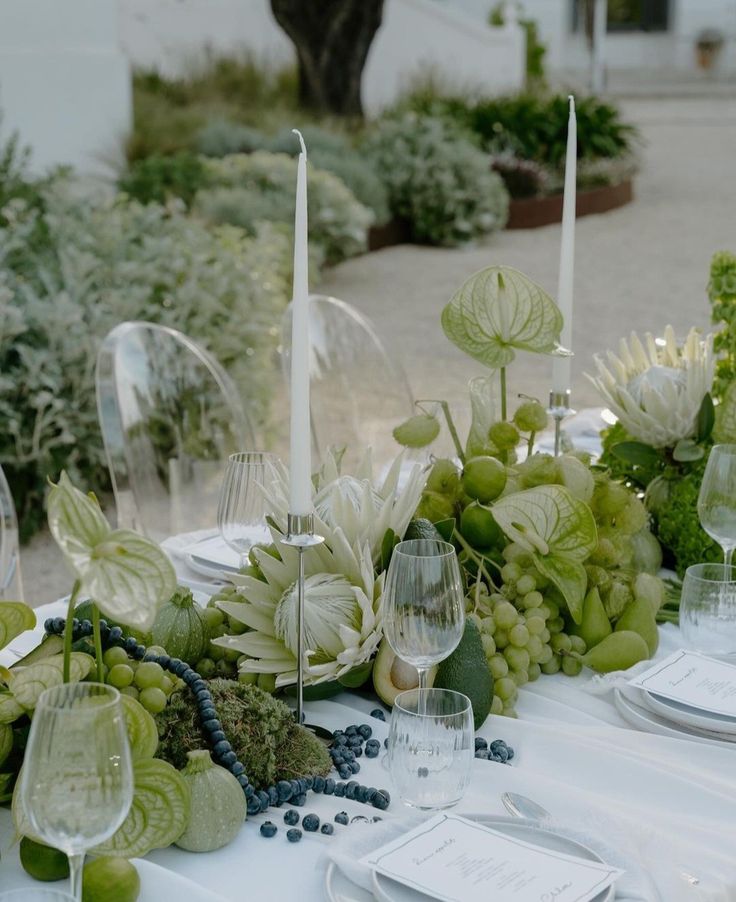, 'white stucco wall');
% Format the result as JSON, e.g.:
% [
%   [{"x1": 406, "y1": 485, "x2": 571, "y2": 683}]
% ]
[{"x1": 0, "y1": 0, "x2": 132, "y2": 174}]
